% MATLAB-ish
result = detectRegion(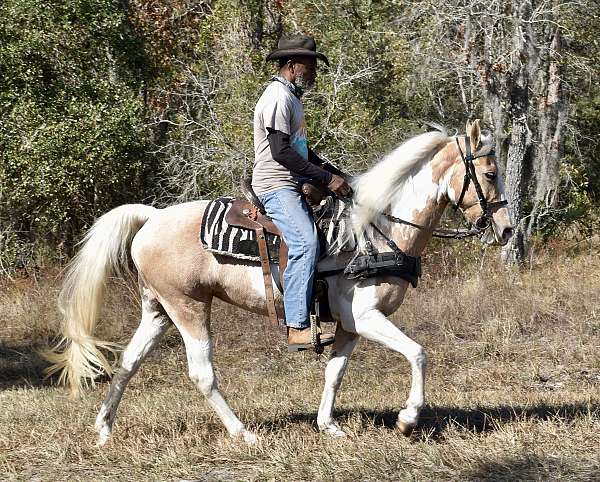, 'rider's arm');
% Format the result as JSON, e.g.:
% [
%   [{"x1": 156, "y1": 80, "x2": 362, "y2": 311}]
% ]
[
  {"x1": 308, "y1": 148, "x2": 347, "y2": 178},
  {"x1": 267, "y1": 128, "x2": 333, "y2": 185}
]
